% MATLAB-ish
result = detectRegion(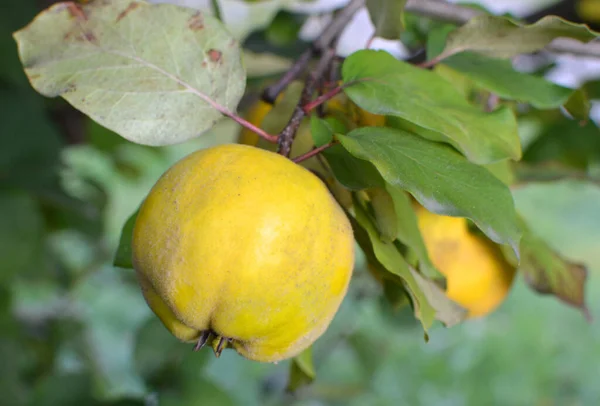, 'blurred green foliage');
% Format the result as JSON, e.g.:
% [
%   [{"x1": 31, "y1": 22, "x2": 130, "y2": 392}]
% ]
[{"x1": 2, "y1": 1, "x2": 600, "y2": 406}]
